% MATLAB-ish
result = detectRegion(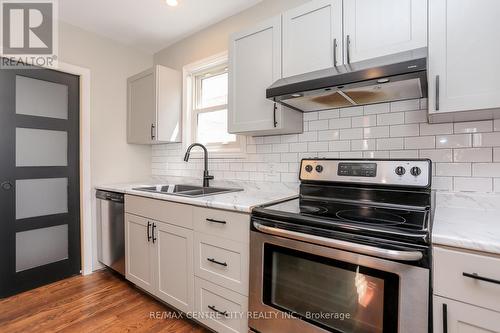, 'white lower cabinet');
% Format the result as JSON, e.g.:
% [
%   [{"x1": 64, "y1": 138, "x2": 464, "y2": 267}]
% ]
[
  {"x1": 194, "y1": 277, "x2": 248, "y2": 333},
  {"x1": 155, "y1": 221, "x2": 194, "y2": 313},
  {"x1": 125, "y1": 195, "x2": 250, "y2": 332},
  {"x1": 433, "y1": 246, "x2": 500, "y2": 332},
  {"x1": 433, "y1": 296, "x2": 500, "y2": 333}
]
